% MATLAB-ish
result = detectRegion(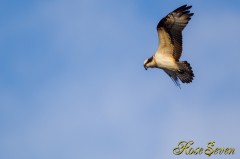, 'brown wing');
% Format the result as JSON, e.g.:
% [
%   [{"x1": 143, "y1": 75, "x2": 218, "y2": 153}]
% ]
[{"x1": 157, "y1": 5, "x2": 194, "y2": 61}]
